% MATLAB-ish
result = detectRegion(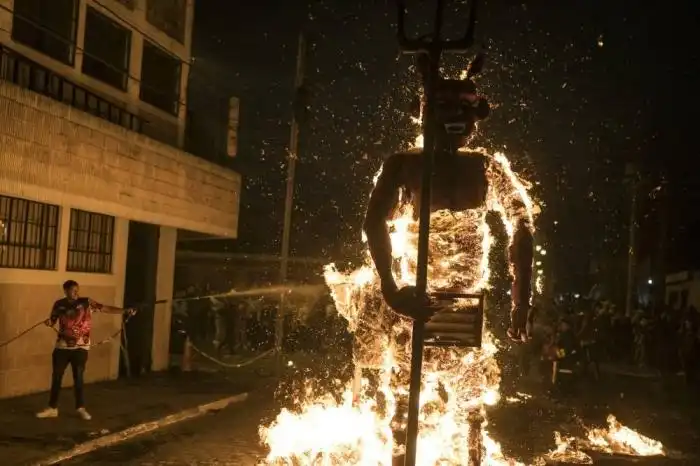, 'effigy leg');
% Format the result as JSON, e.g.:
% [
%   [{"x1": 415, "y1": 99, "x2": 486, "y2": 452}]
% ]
[{"x1": 467, "y1": 409, "x2": 484, "y2": 466}]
